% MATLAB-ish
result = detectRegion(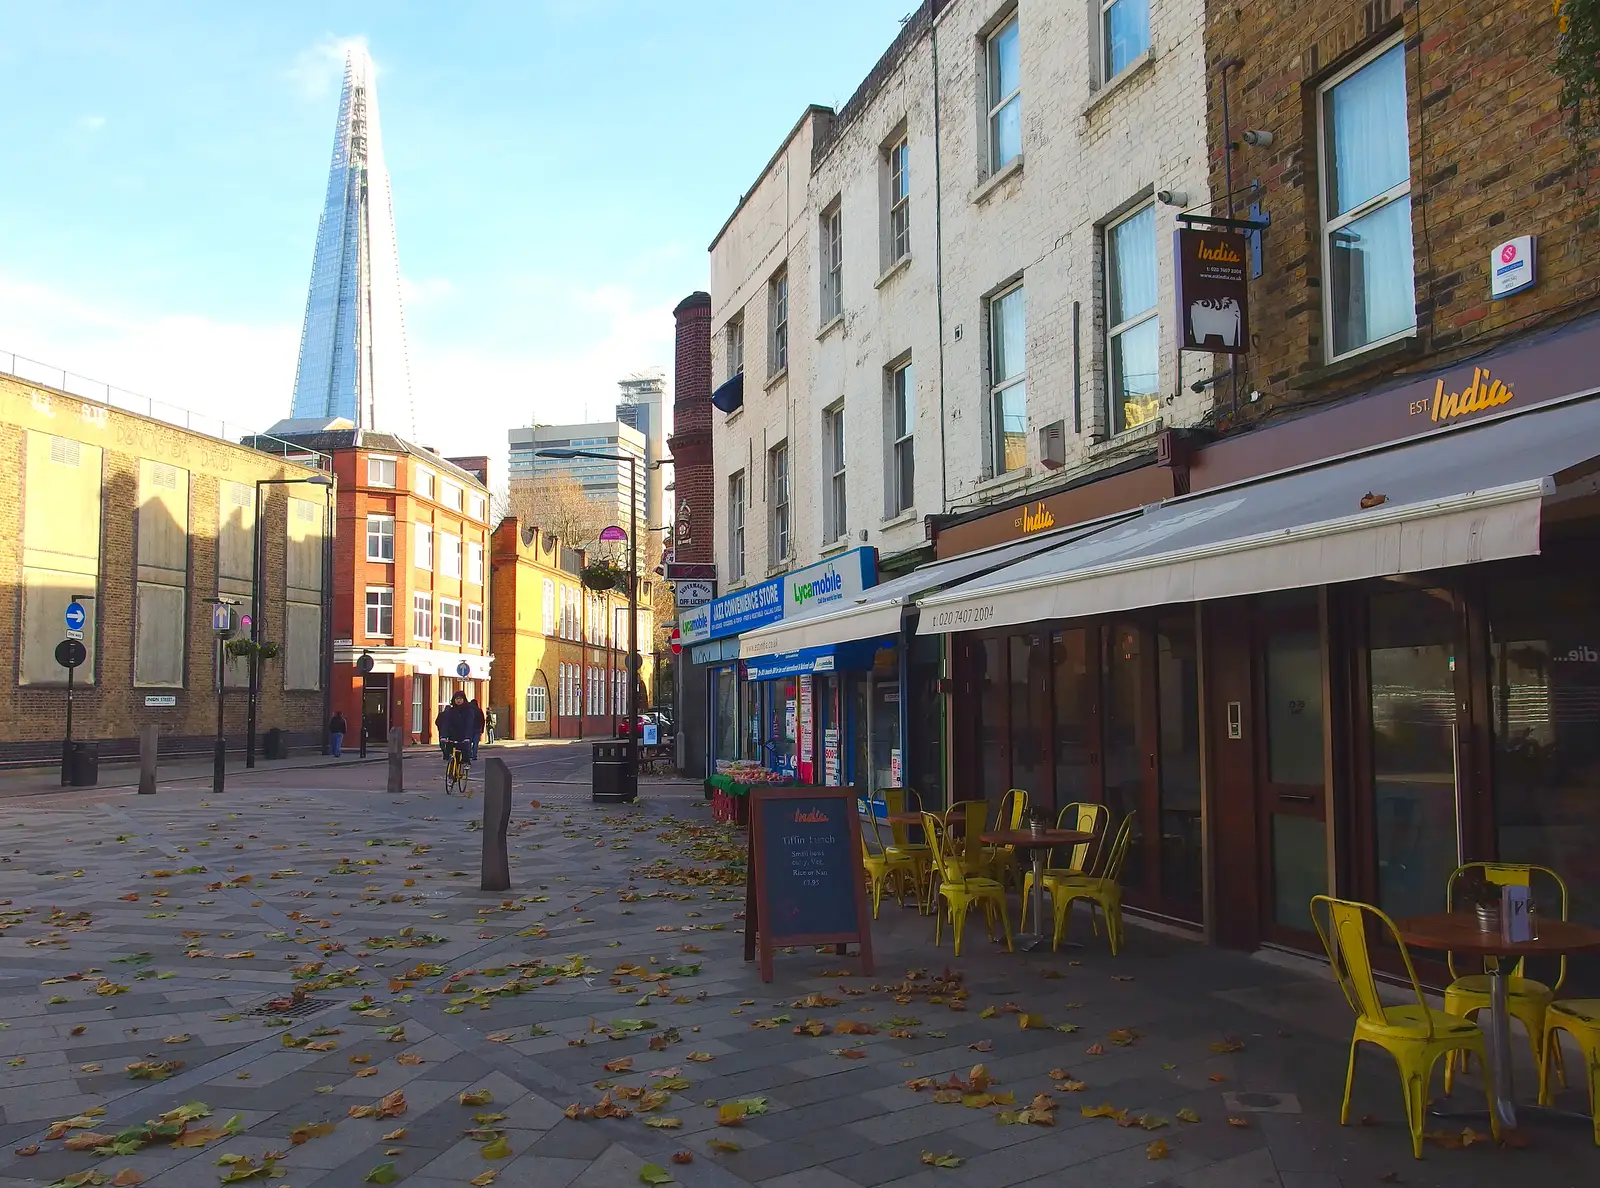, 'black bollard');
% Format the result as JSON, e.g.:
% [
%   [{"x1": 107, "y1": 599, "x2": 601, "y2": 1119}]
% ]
[
  {"x1": 138, "y1": 724, "x2": 158, "y2": 795},
  {"x1": 387, "y1": 729, "x2": 404, "y2": 794},
  {"x1": 481, "y1": 758, "x2": 512, "y2": 892}
]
